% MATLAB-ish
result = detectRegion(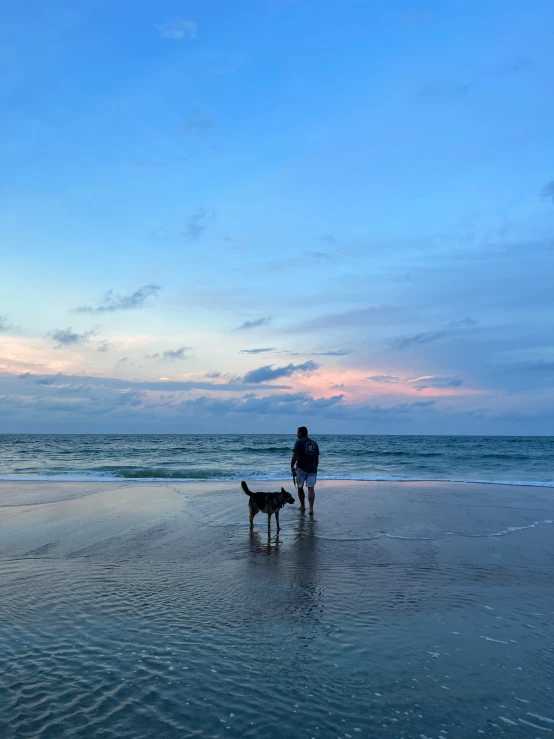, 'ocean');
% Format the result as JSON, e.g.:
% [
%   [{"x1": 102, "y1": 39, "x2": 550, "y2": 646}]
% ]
[{"x1": 0, "y1": 433, "x2": 553, "y2": 486}]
